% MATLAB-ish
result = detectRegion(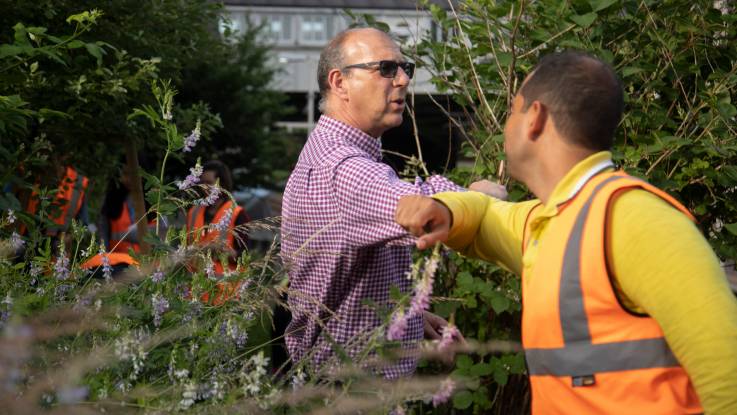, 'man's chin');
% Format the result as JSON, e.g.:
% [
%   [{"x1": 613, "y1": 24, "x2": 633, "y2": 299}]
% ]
[{"x1": 385, "y1": 114, "x2": 404, "y2": 129}]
